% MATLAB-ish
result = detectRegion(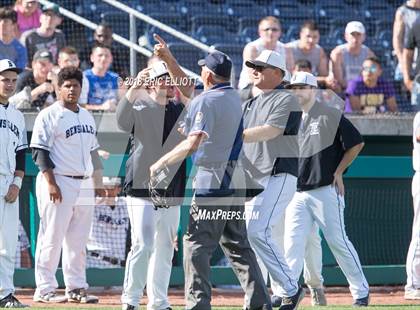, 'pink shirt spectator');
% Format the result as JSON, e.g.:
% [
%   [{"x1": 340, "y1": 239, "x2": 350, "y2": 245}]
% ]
[{"x1": 14, "y1": 5, "x2": 41, "y2": 34}]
